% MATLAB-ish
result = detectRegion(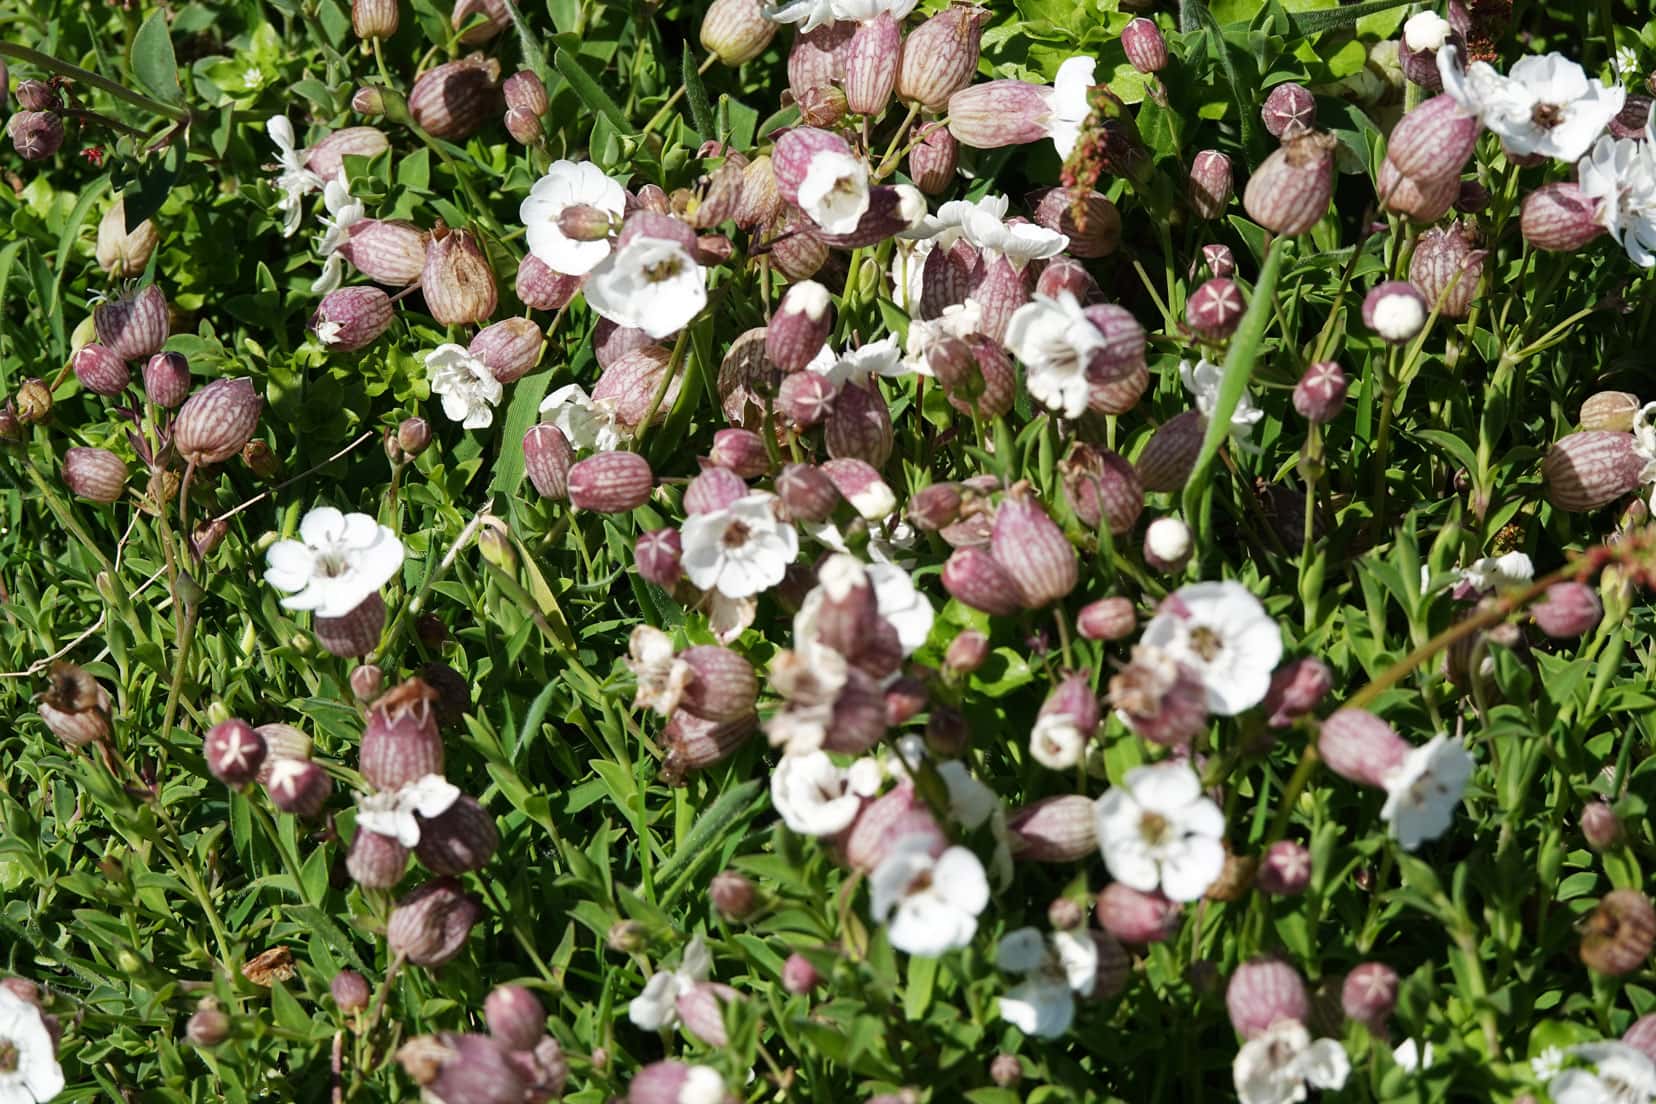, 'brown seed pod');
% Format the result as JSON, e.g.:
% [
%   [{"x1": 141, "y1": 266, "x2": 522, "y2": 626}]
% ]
[
  {"x1": 408, "y1": 56, "x2": 502, "y2": 141},
  {"x1": 1581, "y1": 889, "x2": 1656, "y2": 976}
]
